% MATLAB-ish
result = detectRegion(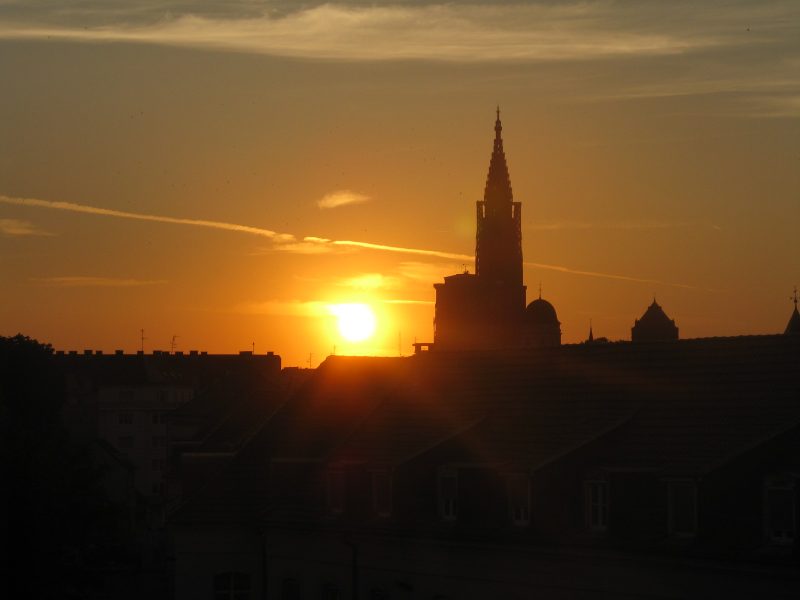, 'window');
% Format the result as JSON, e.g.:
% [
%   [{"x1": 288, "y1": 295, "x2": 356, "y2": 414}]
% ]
[
  {"x1": 152, "y1": 413, "x2": 162, "y2": 425},
  {"x1": 438, "y1": 468, "x2": 458, "y2": 521},
  {"x1": 214, "y1": 572, "x2": 251, "y2": 600},
  {"x1": 117, "y1": 436, "x2": 134, "y2": 449},
  {"x1": 118, "y1": 412, "x2": 133, "y2": 425},
  {"x1": 765, "y1": 477, "x2": 796, "y2": 545},
  {"x1": 667, "y1": 481, "x2": 697, "y2": 537},
  {"x1": 321, "y1": 583, "x2": 342, "y2": 600},
  {"x1": 371, "y1": 471, "x2": 392, "y2": 518},
  {"x1": 156, "y1": 389, "x2": 169, "y2": 402},
  {"x1": 119, "y1": 389, "x2": 134, "y2": 402},
  {"x1": 152, "y1": 435, "x2": 167, "y2": 448},
  {"x1": 281, "y1": 578, "x2": 300, "y2": 600},
  {"x1": 326, "y1": 470, "x2": 345, "y2": 515},
  {"x1": 585, "y1": 480, "x2": 609, "y2": 531},
  {"x1": 151, "y1": 482, "x2": 163, "y2": 495},
  {"x1": 508, "y1": 473, "x2": 530, "y2": 526}
]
